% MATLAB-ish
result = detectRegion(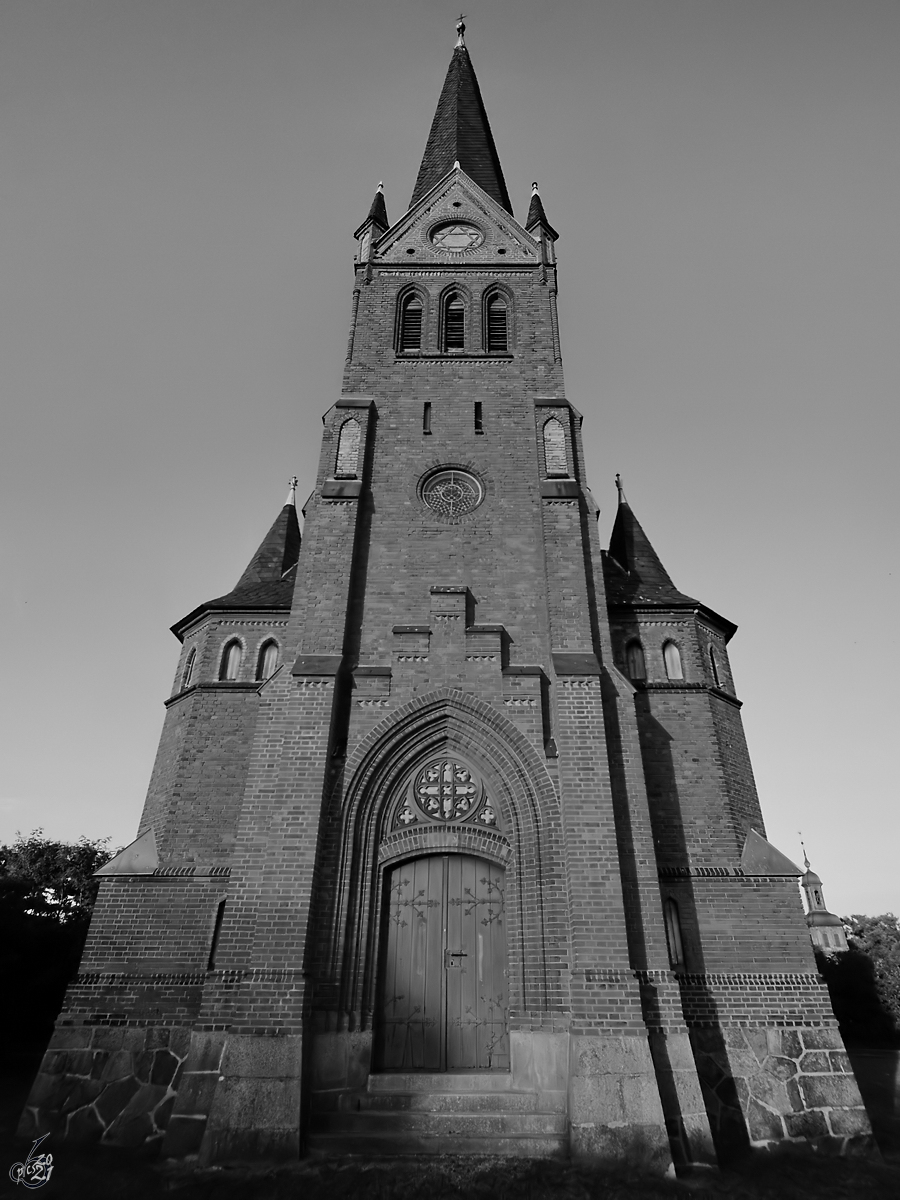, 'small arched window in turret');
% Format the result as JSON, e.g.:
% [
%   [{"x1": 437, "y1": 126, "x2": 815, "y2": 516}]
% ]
[
  {"x1": 335, "y1": 418, "x2": 361, "y2": 478},
  {"x1": 663, "y1": 641, "x2": 683, "y2": 681},
  {"x1": 664, "y1": 899, "x2": 685, "y2": 970},
  {"x1": 398, "y1": 294, "x2": 423, "y2": 351},
  {"x1": 442, "y1": 292, "x2": 465, "y2": 351},
  {"x1": 219, "y1": 640, "x2": 242, "y2": 681},
  {"x1": 709, "y1": 645, "x2": 721, "y2": 687},
  {"x1": 485, "y1": 293, "x2": 508, "y2": 352},
  {"x1": 543, "y1": 418, "x2": 568, "y2": 477},
  {"x1": 256, "y1": 640, "x2": 279, "y2": 681},
  {"x1": 625, "y1": 640, "x2": 646, "y2": 681},
  {"x1": 182, "y1": 647, "x2": 196, "y2": 690}
]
